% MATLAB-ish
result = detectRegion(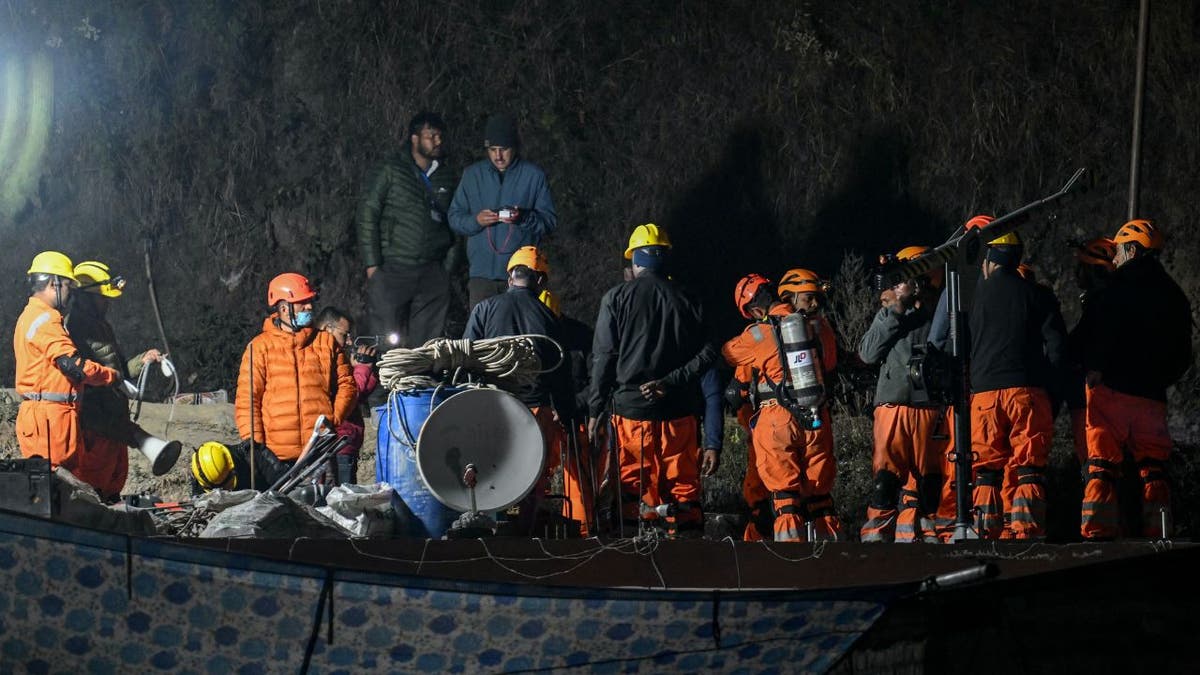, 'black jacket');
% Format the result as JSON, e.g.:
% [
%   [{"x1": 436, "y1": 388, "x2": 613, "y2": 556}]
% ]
[
  {"x1": 463, "y1": 286, "x2": 573, "y2": 410},
  {"x1": 968, "y1": 266, "x2": 1067, "y2": 393},
  {"x1": 1078, "y1": 256, "x2": 1192, "y2": 401},
  {"x1": 588, "y1": 271, "x2": 716, "y2": 420}
]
